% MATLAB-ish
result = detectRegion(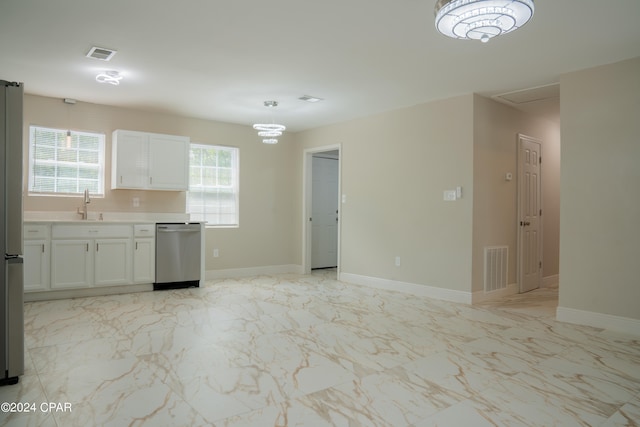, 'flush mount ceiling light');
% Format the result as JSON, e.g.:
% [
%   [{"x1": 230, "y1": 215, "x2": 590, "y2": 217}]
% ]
[
  {"x1": 95, "y1": 70, "x2": 123, "y2": 85},
  {"x1": 434, "y1": 0, "x2": 534, "y2": 43},
  {"x1": 298, "y1": 95, "x2": 323, "y2": 103},
  {"x1": 253, "y1": 101, "x2": 286, "y2": 144}
]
